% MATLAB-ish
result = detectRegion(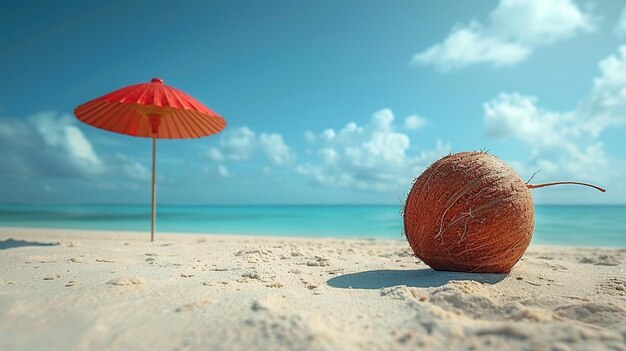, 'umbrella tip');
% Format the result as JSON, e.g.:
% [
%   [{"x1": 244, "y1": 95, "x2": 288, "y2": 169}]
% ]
[{"x1": 151, "y1": 78, "x2": 164, "y2": 84}]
